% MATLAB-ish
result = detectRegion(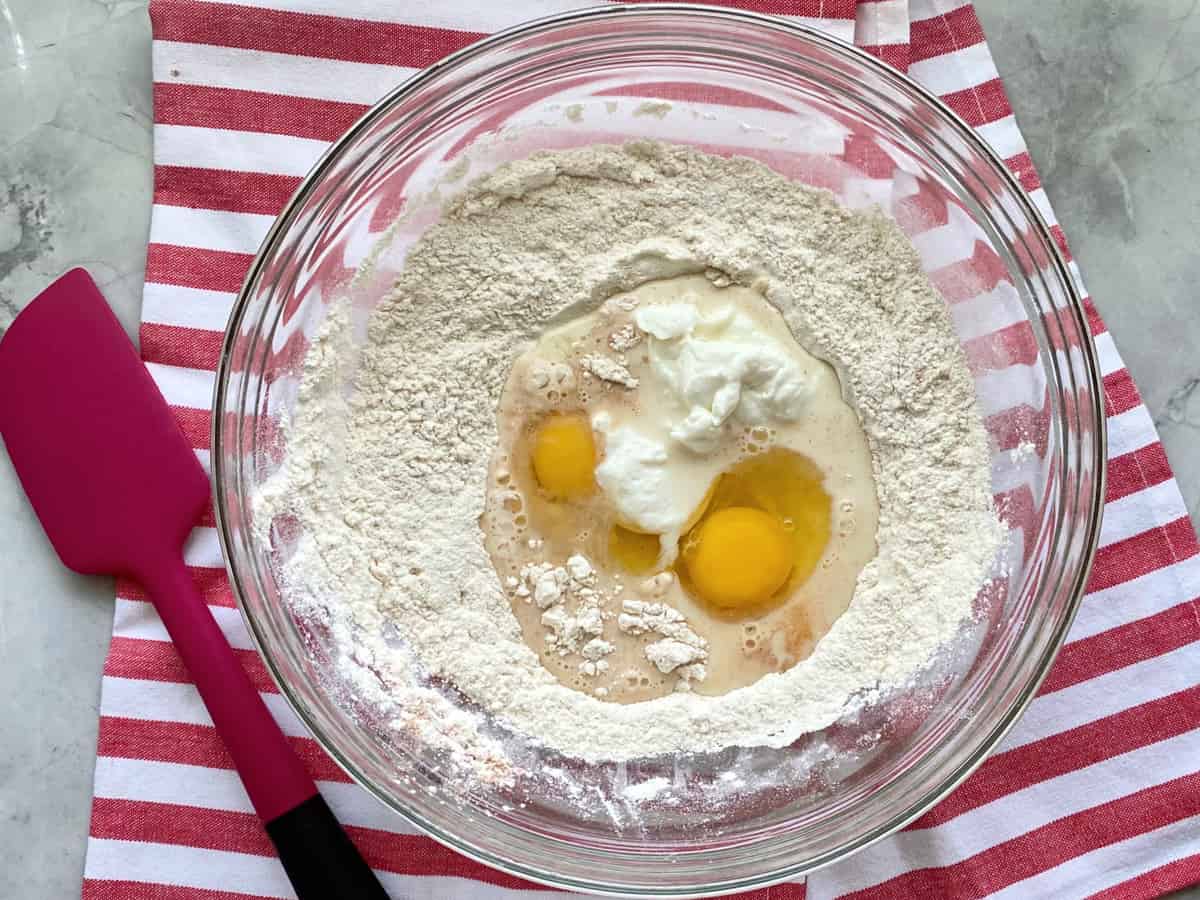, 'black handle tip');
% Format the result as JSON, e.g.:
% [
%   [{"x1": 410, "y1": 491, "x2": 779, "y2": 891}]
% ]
[{"x1": 266, "y1": 793, "x2": 390, "y2": 899}]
